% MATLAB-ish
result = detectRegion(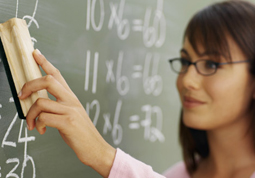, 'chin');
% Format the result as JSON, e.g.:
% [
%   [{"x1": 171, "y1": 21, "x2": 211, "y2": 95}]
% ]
[{"x1": 182, "y1": 113, "x2": 213, "y2": 130}]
